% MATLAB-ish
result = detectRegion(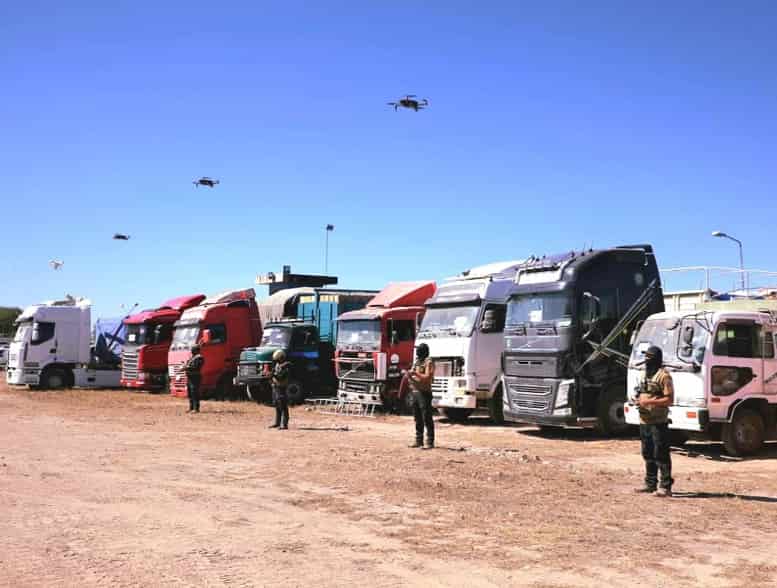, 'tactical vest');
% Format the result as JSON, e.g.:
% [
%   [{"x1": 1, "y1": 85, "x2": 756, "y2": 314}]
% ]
[{"x1": 638, "y1": 368, "x2": 671, "y2": 425}]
